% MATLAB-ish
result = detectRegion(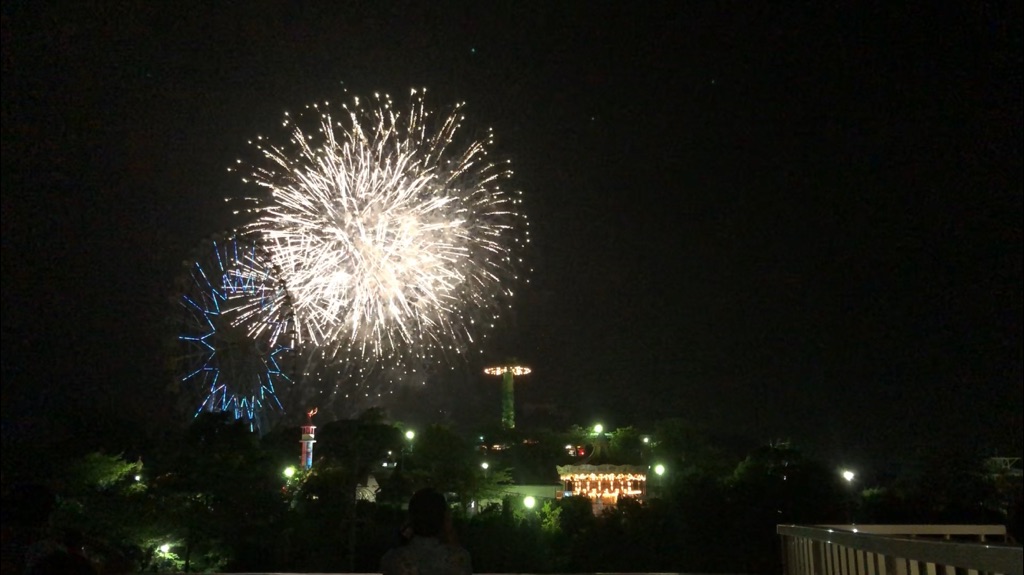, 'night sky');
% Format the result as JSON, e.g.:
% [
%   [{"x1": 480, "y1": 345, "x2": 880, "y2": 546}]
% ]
[{"x1": 2, "y1": 3, "x2": 1021, "y2": 468}]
